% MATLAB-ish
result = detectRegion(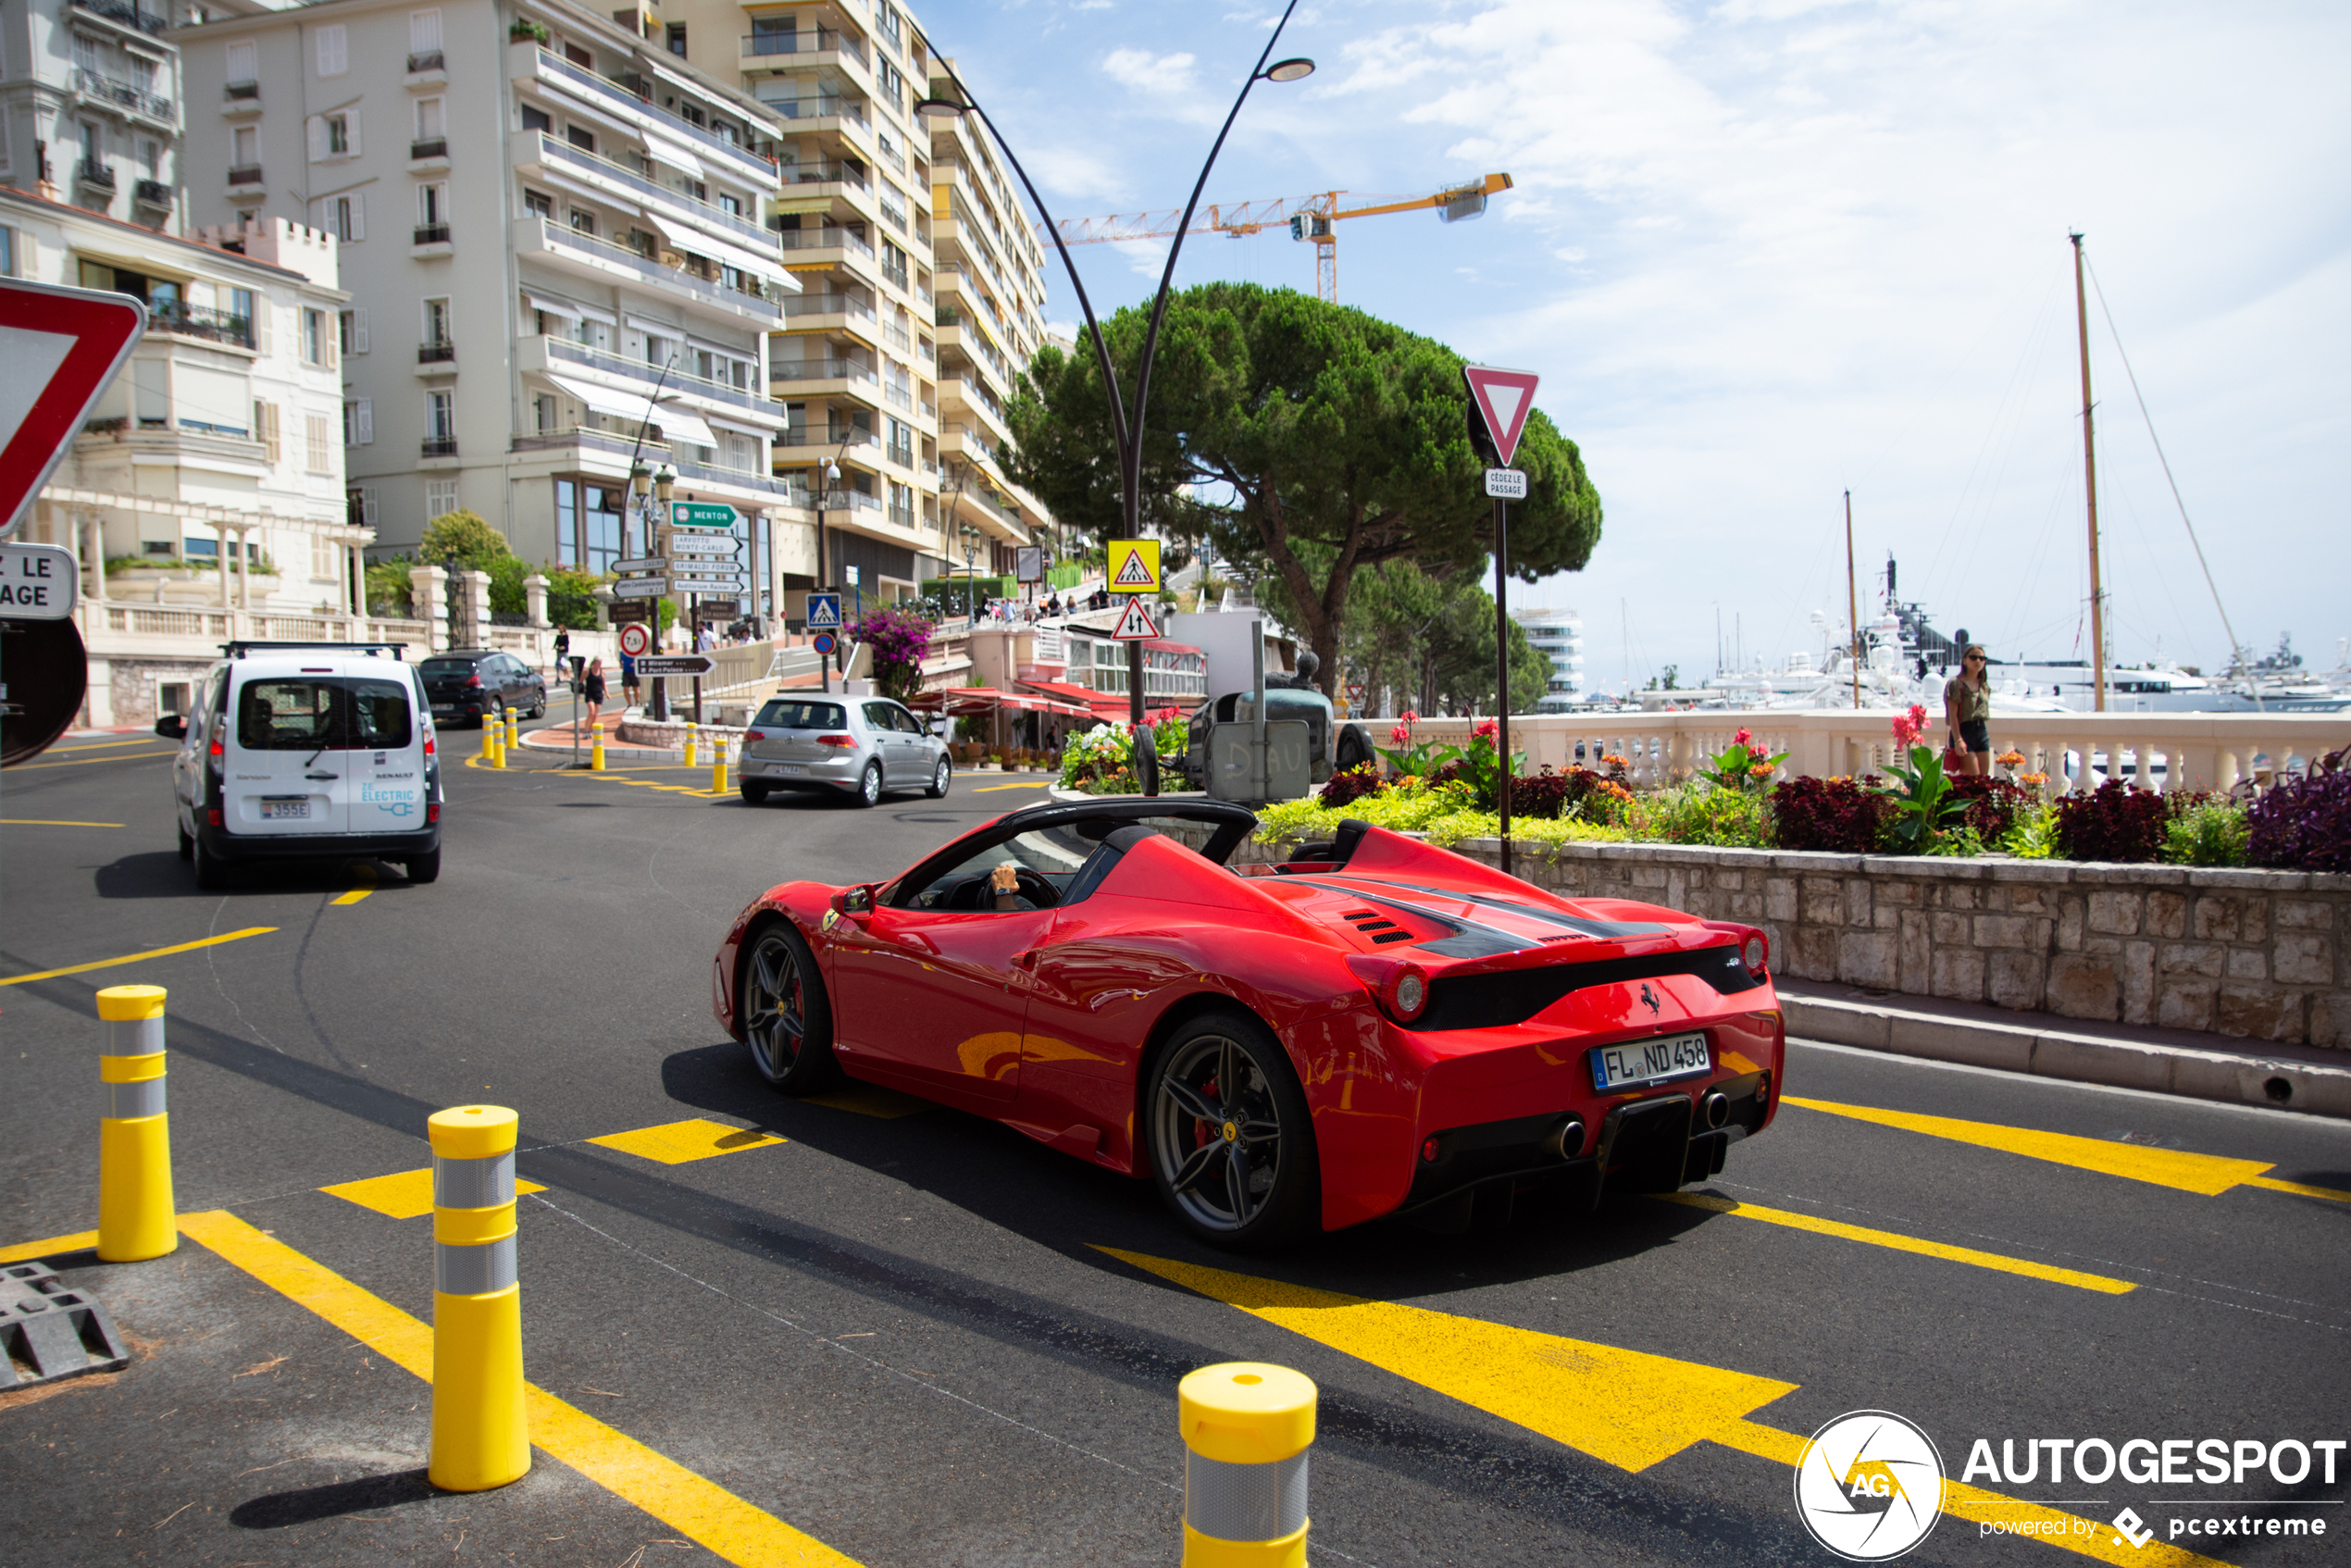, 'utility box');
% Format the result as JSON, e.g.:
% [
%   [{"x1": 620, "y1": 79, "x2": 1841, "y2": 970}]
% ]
[{"x1": 1207, "y1": 719, "x2": 1312, "y2": 803}]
